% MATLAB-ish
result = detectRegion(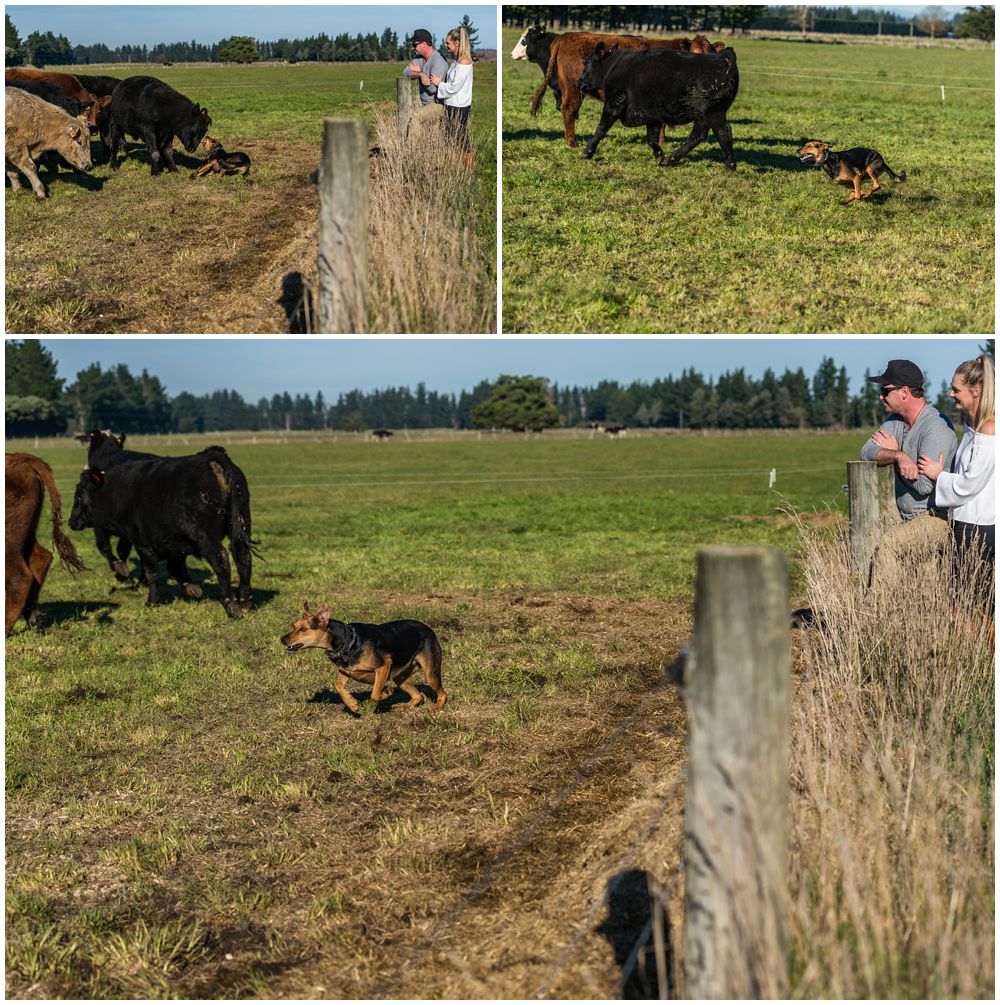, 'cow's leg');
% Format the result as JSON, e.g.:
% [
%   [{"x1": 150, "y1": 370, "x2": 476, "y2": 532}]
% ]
[
  {"x1": 114, "y1": 535, "x2": 133, "y2": 580},
  {"x1": 23, "y1": 542, "x2": 54, "y2": 627},
  {"x1": 229, "y1": 537, "x2": 253, "y2": 610},
  {"x1": 201, "y1": 542, "x2": 243, "y2": 619},
  {"x1": 166, "y1": 557, "x2": 202, "y2": 598},
  {"x1": 11, "y1": 155, "x2": 47, "y2": 199},
  {"x1": 645, "y1": 123, "x2": 666, "y2": 165},
  {"x1": 107, "y1": 121, "x2": 124, "y2": 170},
  {"x1": 561, "y1": 87, "x2": 583, "y2": 147},
  {"x1": 135, "y1": 549, "x2": 163, "y2": 606},
  {"x1": 6, "y1": 163, "x2": 24, "y2": 190},
  {"x1": 5, "y1": 556, "x2": 33, "y2": 636},
  {"x1": 710, "y1": 117, "x2": 737, "y2": 170},
  {"x1": 581, "y1": 104, "x2": 621, "y2": 160},
  {"x1": 94, "y1": 528, "x2": 129, "y2": 581},
  {"x1": 162, "y1": 145, "x2": 178, "y2": 173},
  {"x1": 664, "y1": 122, "x2": 710, "y2": 167}
]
